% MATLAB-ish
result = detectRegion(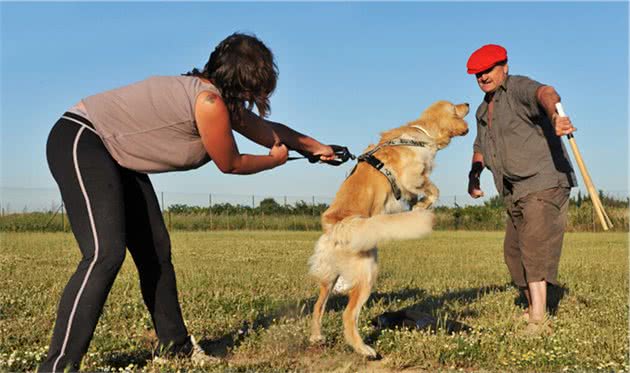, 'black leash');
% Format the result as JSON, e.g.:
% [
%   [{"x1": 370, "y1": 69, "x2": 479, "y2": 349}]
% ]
[{"x1": 287, "y1": 144, "x2": 356, "y2": 166}]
